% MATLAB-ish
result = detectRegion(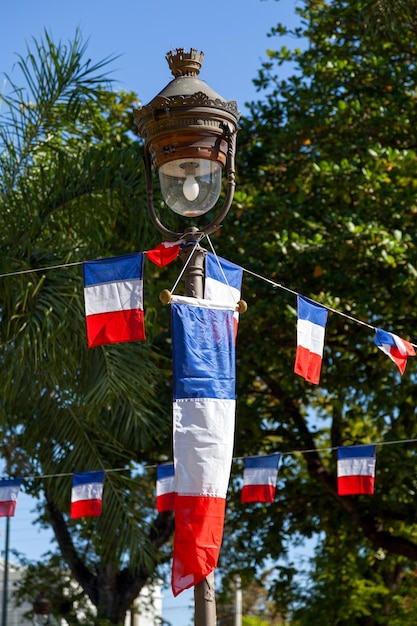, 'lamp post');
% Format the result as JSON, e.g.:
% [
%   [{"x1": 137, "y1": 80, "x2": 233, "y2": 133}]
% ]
[
  {"x1": 134, "y1": 48, "x2": 240, "y2": 626},
  {"x1": 32, "y1": 594, "x2": 52, "y2": 625}
]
